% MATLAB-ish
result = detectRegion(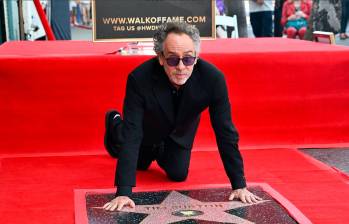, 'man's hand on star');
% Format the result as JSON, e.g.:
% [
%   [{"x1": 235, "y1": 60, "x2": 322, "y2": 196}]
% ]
[
  {"x1": 103, "y1": 196, "x2": 135, "y2": 211},
  {"x1": 229, "y1": 188, "x2": 262, "y2": 203}
]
